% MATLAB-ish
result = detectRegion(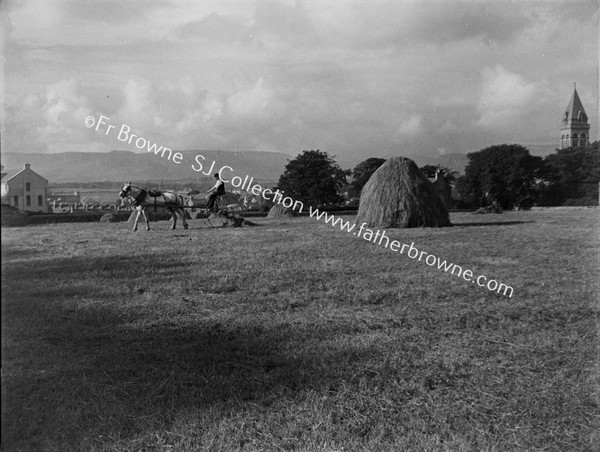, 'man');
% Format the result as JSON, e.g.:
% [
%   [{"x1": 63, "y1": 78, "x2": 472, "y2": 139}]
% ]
[{"x1": 206, "y1": 173, "x2": 225, "y2": 212}]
